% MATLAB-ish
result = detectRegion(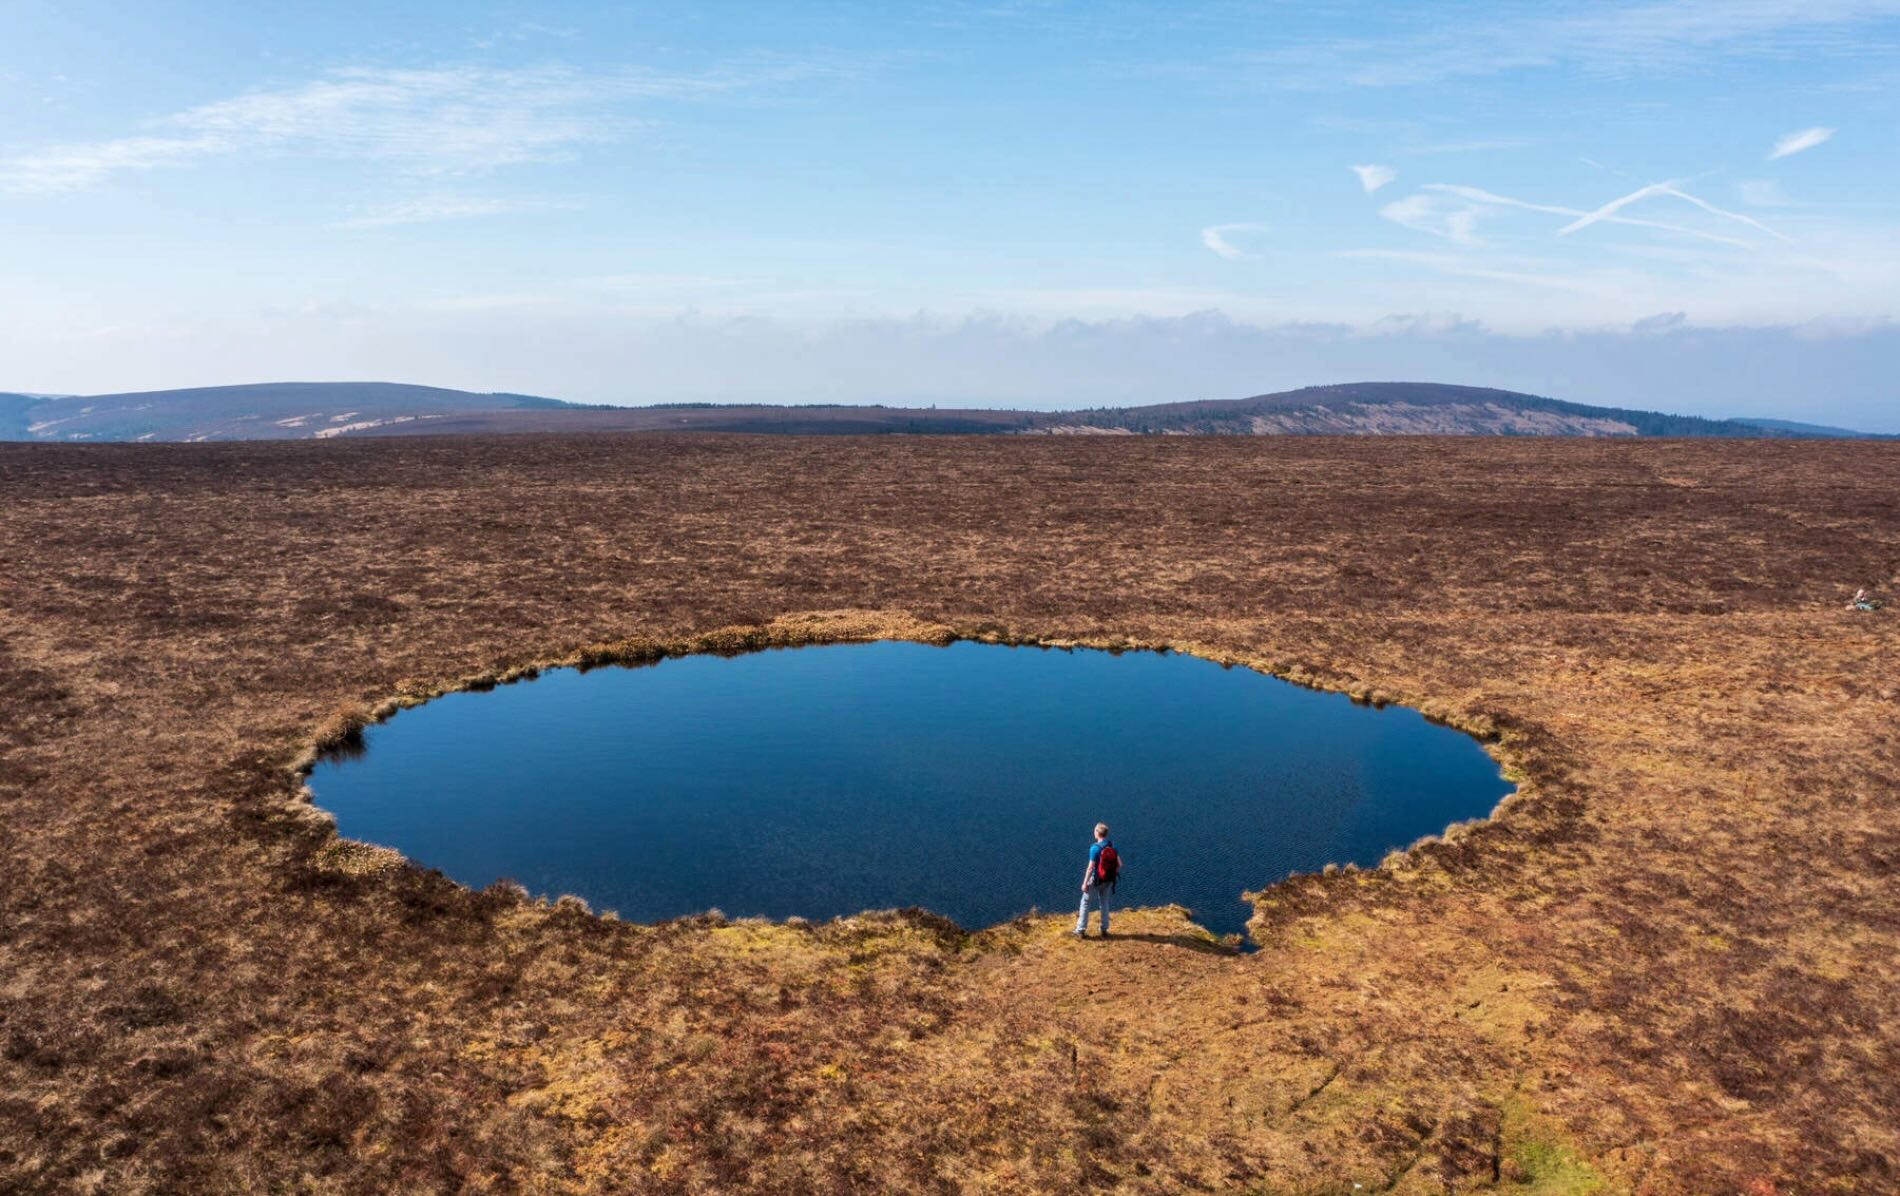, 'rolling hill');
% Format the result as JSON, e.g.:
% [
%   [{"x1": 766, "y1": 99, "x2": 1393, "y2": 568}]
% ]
[
  {"x1": 0, "y1": 382, "x2": 581, "y2": 443},
  {"x1": 0, "y1": 380, "x2": 1879, "y2": 442},
  {"x1": 1730, "y1": 416, "x2": 1876, "y2": 437},
  {"x1": 1026, "y1": 382, "x2": 1801, "y2": 437}
]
